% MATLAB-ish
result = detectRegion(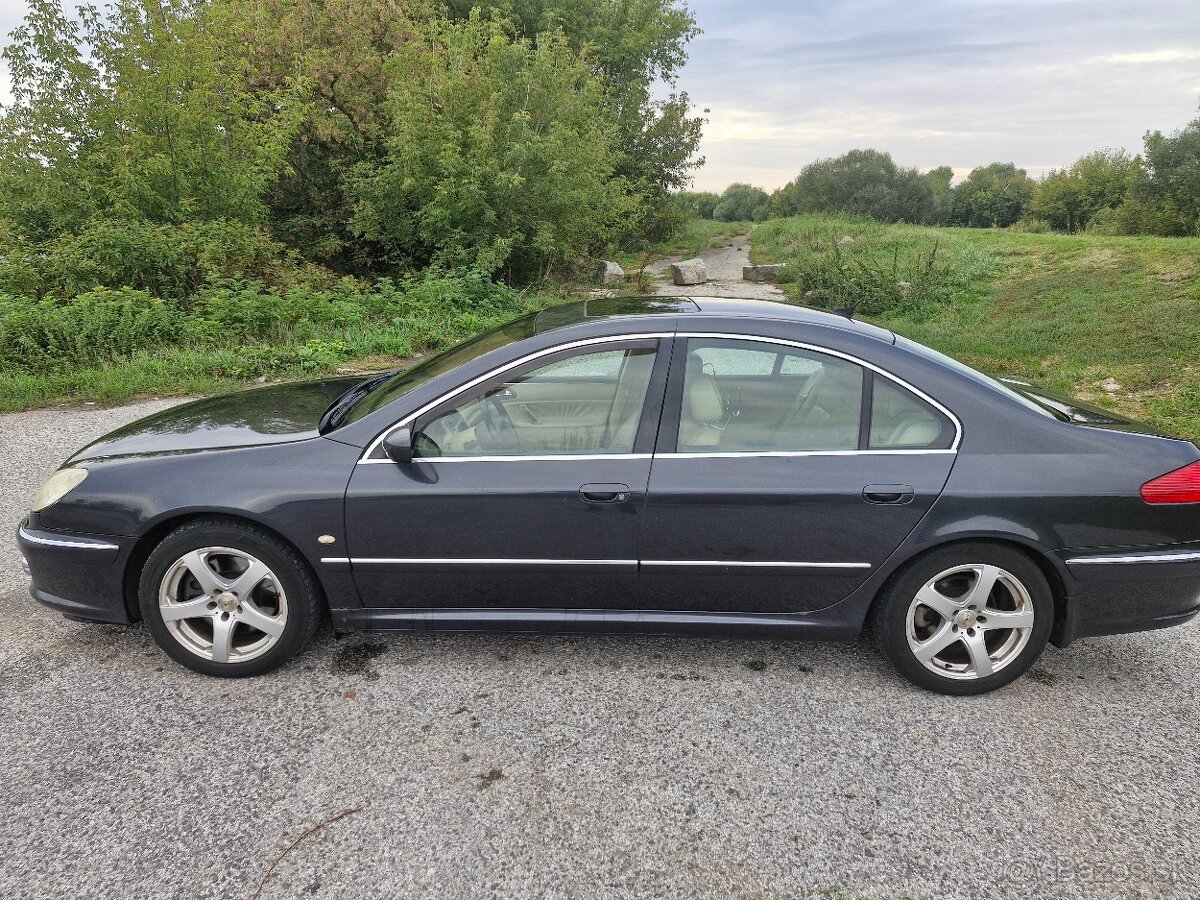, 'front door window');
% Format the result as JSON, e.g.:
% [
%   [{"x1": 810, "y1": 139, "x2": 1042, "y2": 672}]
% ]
[{"x1": 416, "y1": 345, "x2": 658, "y2": 457}]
